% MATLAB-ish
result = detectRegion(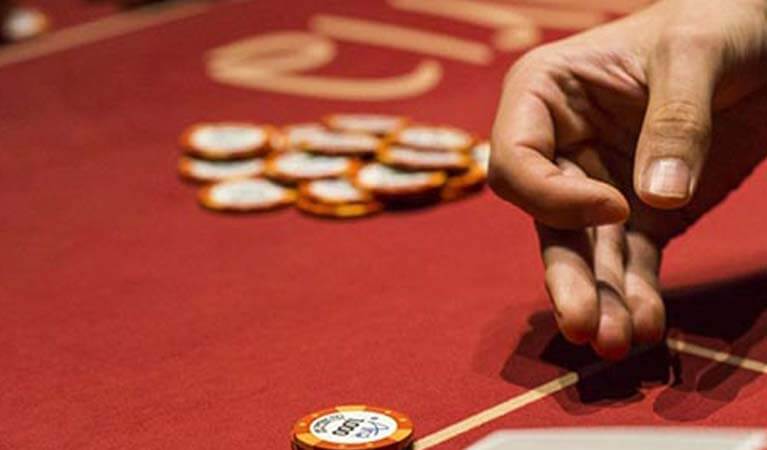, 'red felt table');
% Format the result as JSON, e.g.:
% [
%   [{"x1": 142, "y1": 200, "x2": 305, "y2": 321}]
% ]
[{"x1": 2, "y1": 1, "x2": 767, "y2": 449}]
